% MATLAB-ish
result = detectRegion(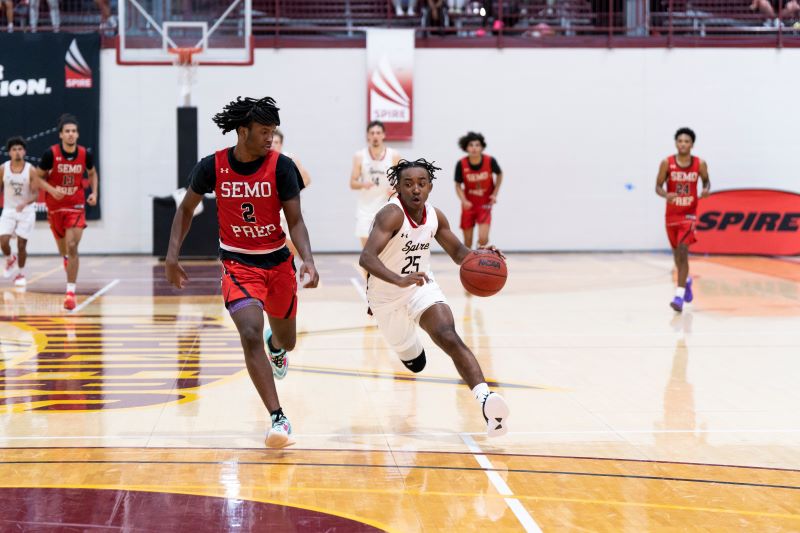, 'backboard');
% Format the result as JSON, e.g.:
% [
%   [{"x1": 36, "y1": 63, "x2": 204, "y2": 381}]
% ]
[{"x1": 116, "y1": 0, "x2": 253, "y2": 66}]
